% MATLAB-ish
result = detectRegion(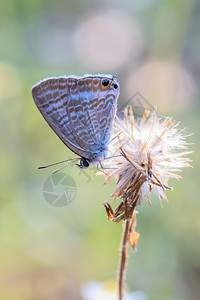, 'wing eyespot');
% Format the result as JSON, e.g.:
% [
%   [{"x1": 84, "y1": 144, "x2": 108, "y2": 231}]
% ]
[
  {"x1": 101, "y1": 79, "x2": 110, "y2": 90},
  {"x1": 112, "y1": 82, "x2": 118, "y2": 89}
]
